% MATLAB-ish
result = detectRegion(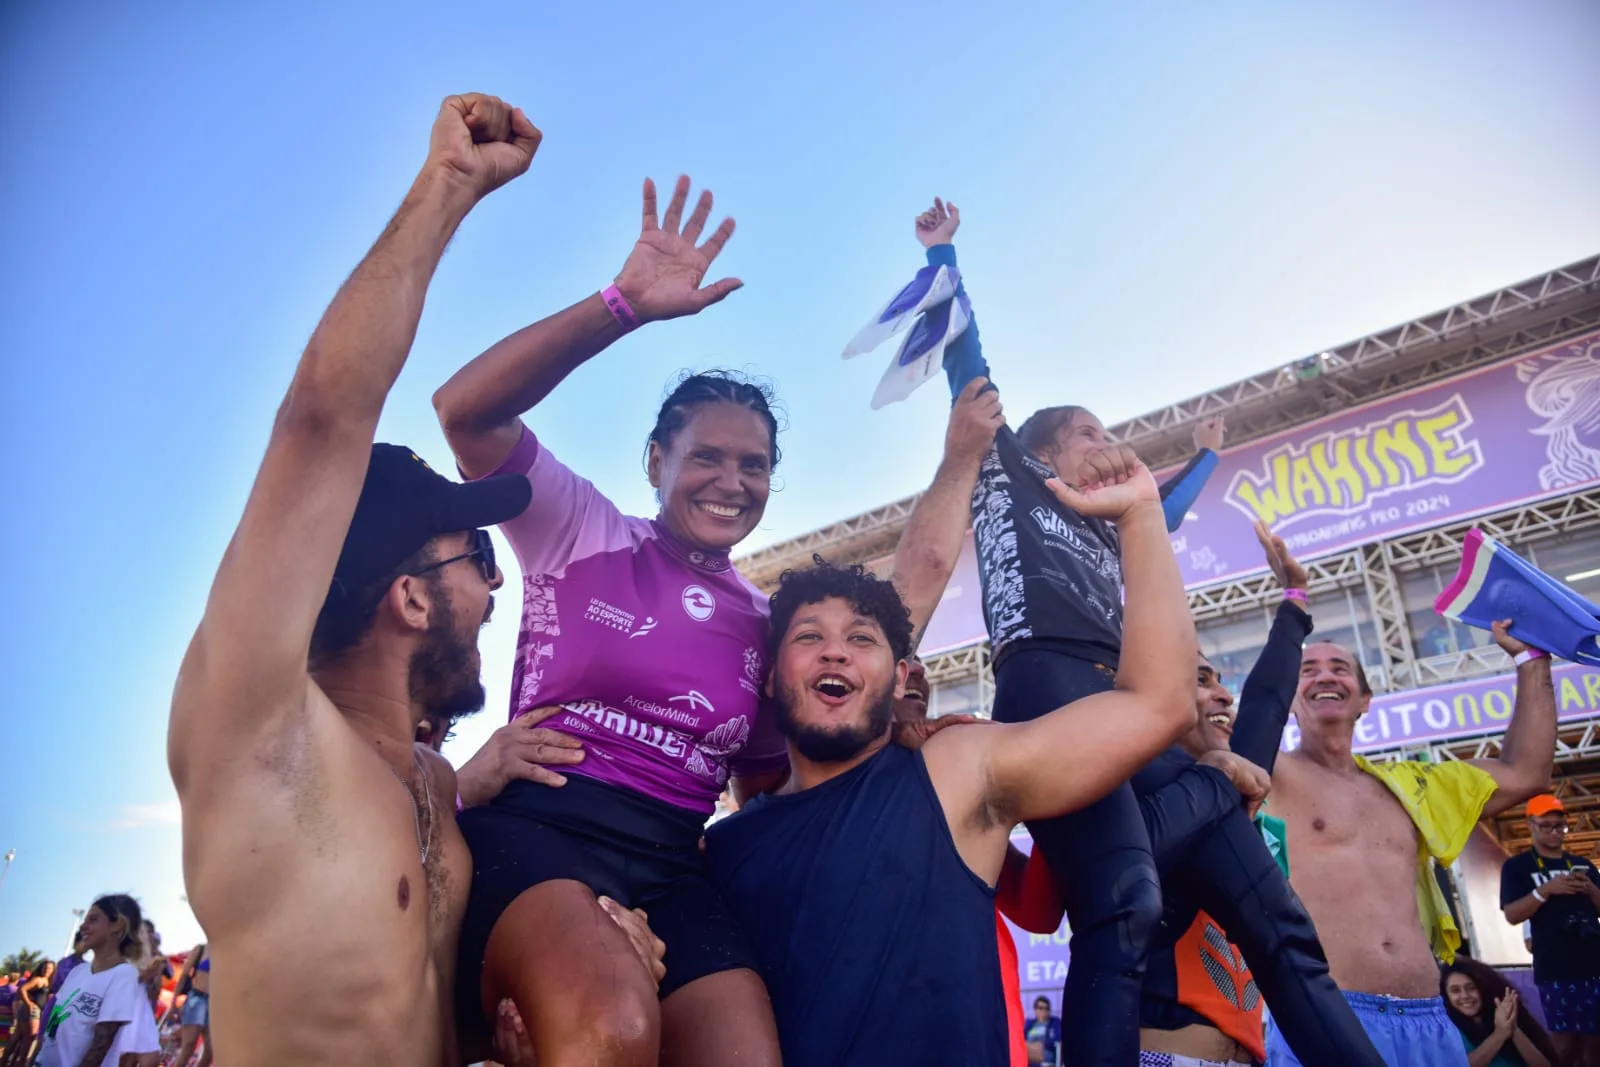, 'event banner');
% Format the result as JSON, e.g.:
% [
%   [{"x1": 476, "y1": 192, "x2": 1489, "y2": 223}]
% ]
[
  {"x1": 1171, "y1": 329, "x2": 1600, "y2": 586},
  {"x1": 910, "y1": 330, "x2": 1600, "y2": 655}
]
